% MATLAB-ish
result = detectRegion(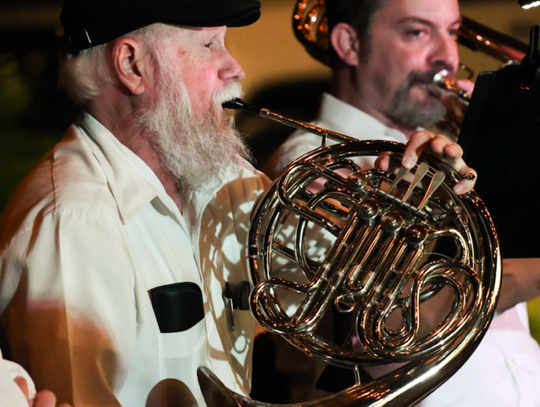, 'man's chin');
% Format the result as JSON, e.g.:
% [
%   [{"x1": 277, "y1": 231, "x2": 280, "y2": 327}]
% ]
[
  {"x1": 390, "y1": 91, "x2": 446, "y2": 129},
  {"x1": 409, "y1": 88, "x2": 445, "y2": 112},
  {"x1": 222, "y1": 112, "x2": 237, "y2": 130},
  {"x1": 410, "y1": 82, "x2": 439, "y2": 100}
]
